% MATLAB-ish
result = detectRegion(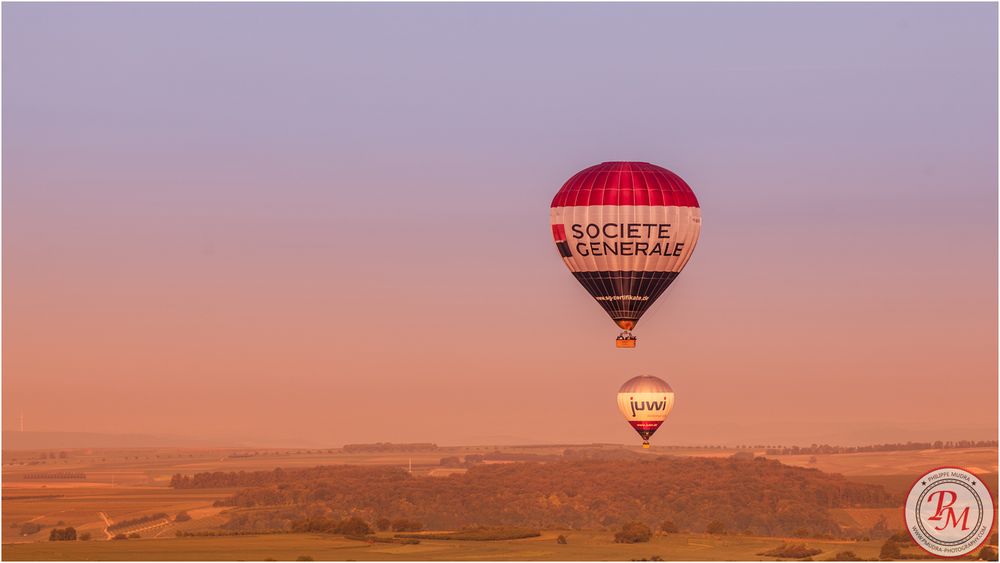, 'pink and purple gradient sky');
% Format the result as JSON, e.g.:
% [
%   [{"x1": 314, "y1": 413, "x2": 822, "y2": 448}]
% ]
[{"x1": 3, "y1": 3, "x2": 996, "y2": 447}]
